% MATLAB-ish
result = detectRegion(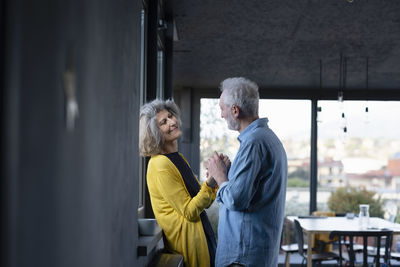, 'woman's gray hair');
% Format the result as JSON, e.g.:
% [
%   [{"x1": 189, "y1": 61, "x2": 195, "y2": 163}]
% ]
[
  {"x1": 220, "y1": 77, "x2": 259, "y2": 117},
  {"x1": 139, "y1": 99, "x2": 182, "y2": 157}
]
